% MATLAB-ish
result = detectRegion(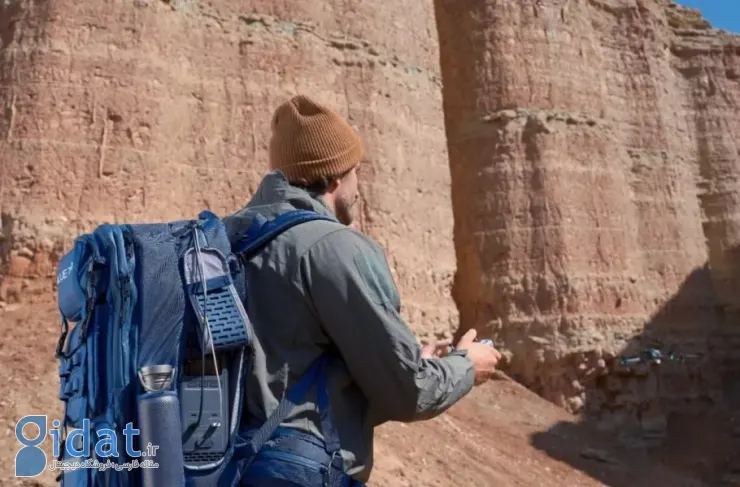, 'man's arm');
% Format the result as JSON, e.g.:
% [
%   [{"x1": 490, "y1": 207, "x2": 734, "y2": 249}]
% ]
[{"x1": 295, "y1": 228, "x2": 475, "y2": 424}]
